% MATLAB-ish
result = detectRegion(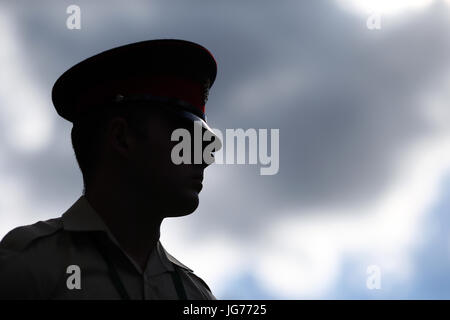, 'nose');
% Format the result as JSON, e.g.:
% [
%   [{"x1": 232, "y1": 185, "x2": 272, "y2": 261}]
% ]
[
  {"x1": 201, "y1": 149, "x2": 215, "y2": 167},
  {"x1": 196, "y1": 129, "x2": 220, "y2": 167}
]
